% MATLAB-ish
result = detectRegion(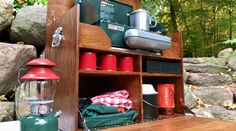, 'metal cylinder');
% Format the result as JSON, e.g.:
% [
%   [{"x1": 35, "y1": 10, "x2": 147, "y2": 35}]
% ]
[
  {"x1": 157, "y1": 84, "x2": 175, "y2": 115},
  {"x1": 129, "y1": 9, "x2": 151, "y2": 31}
]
